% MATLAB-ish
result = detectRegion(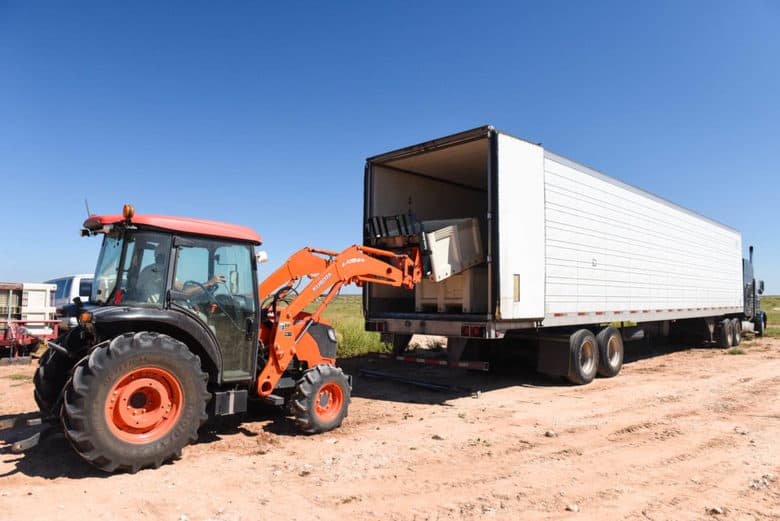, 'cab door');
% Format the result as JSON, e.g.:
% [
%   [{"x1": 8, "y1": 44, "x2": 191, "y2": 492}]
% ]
[{"x1": 171, "y1": 237, "x2": 258, "y2": 382}]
